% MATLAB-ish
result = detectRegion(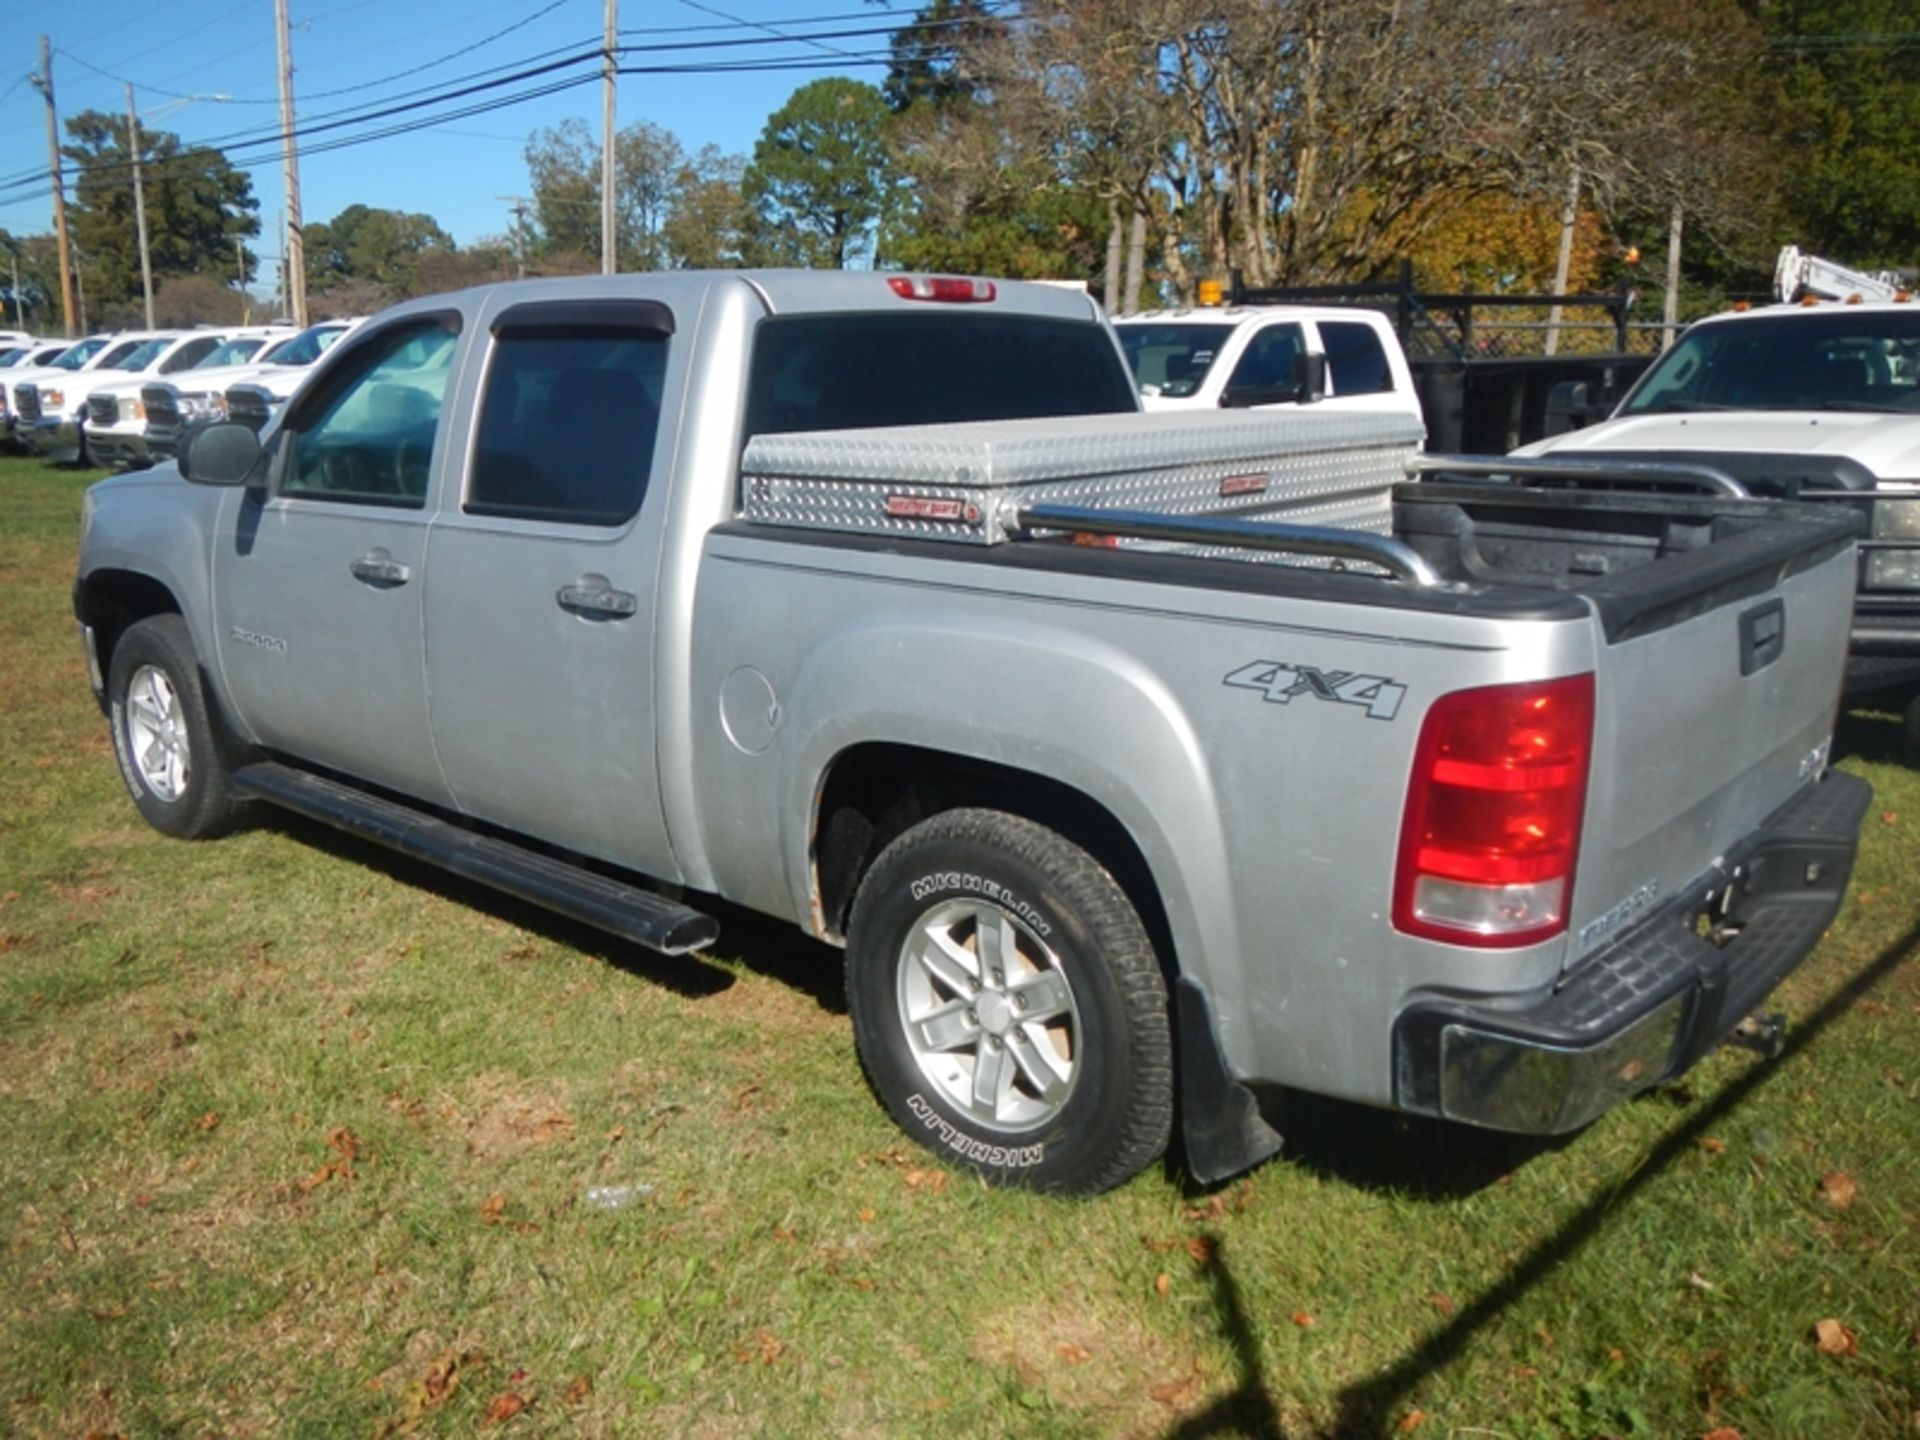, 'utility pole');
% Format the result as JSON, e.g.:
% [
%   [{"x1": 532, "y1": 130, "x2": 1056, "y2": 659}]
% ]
[
  {"x1": 236, "y1": 236, "x2": 248, "y2": 320},
  {"x1": 32, "y1": 37, "x2": 77, "y2": 336},
  {"x1": 1662, "y1": 202, "x2": 1683, "y2": 351},
  {"x1": 498, "y1": 196, "x2": 530, "y2": 280},
  {"x1": 276, "y1": 0, "x2": 308, "y2": 326},
  {"x1": 1544, "y1": 166, "x2": 1579, "y2": 359},
  {"x1": 601, "y1": 0, "x2": 618, "y2": 274},
  {"x1": 127, "y1": 85, "x2": 156, "y2": 329}
]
